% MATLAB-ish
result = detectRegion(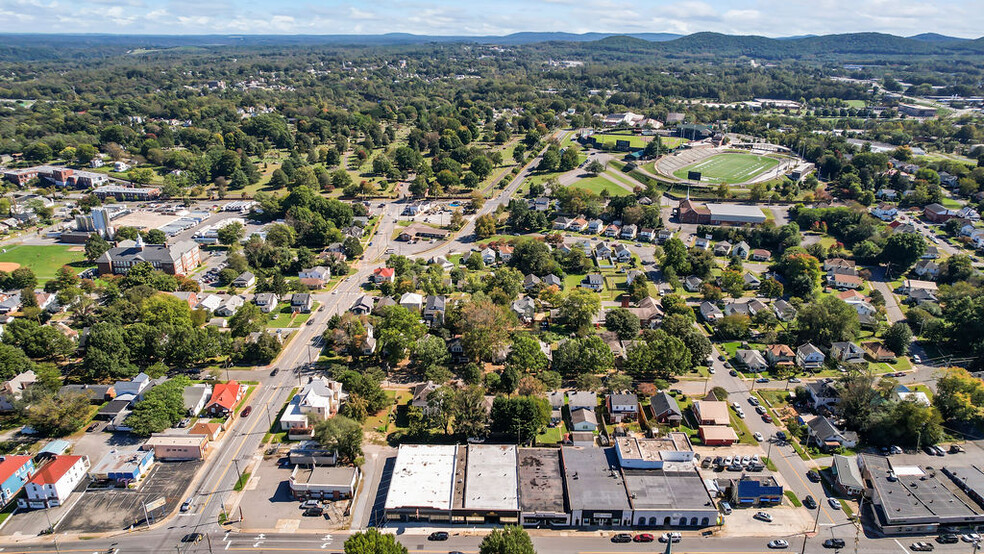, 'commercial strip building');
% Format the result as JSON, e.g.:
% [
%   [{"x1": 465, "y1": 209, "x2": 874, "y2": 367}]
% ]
[
  {"x1": 860, "y1": 454, "x2": 984, "y2": 535},
  {"x1": 288, "y1": 465, "x2": 359, "y2": 501},
  {"x1": 385, "y1": 437, "x2": 721, "y2": 529}
]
